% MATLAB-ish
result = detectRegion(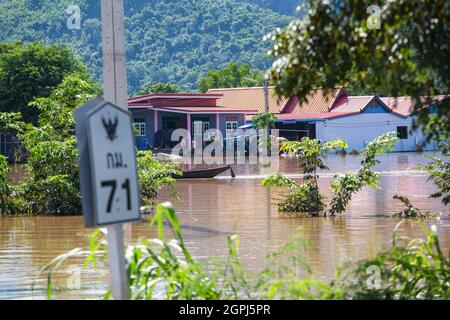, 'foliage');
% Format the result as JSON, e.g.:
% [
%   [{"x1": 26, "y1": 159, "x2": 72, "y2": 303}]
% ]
[
  {"x1": 252, "y1": 112, "x2": 277, "y2": 130},
  {"x1": 198, "y1": 61, "x2": 264, "y2": 93},
  {"x1": 239, "y1": 0, "x2": 300, "y2": 16},
  {"x1": 266, "y1": 0, "x2": 449, "y2": 140},
  {"x1": 262, "y1": 138, "x2": 347, "y2": 215},
  {"x1": 0, "y1": 155, "x2": 10, "y2": 195},
  {"x1": 0, "y1": 43, "x2": 90, "y2": 123},
  {"x1": 41, "y1": 205, "x2": 449, "y2": 300},
  {"x1": 0, "y1": 154, "x2": 13, "y2": 214},
  {"x1": 277, "y1": 185, "x2": 326, "y2": 216},
  {"x1": 336, "y1": 223, "x2": 450, "y2": 299},
  {"x1": 137, "y1": 82, "x2": 180, "y2": 95},
  {"x1": 418, "y1": 145, "x2": 450, "y2": 207},
  {"x1": 328, "y1": 132, "x2": 399, "y2": 215},
  {"x1": 19, "y1": 138, "x2": 81, "y2": 215},
  {"x1": 0, "y1": 154, "x2": 28, "y2": 215},
  {"x1": 261, "y1": 173, "x2": 298, "y2": 189},
  {"x1": 391, "y1": 195, "x2": 437, "y2": 219},
  {"x1": 137, "y1": 151, "x2": 181, "y2": 207},
  {"x1": 0, "y1": 73, "x2": 180, "y2": 215},
  {"x1": 3, "y1": 73, "x2": 99, "y2": 215},
  {"x1": 0, "y1": 0, "x2": 291, "y2": 92},
  {"x1": 263, "y1": 133, "x2": 398, "y2": 216}
]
